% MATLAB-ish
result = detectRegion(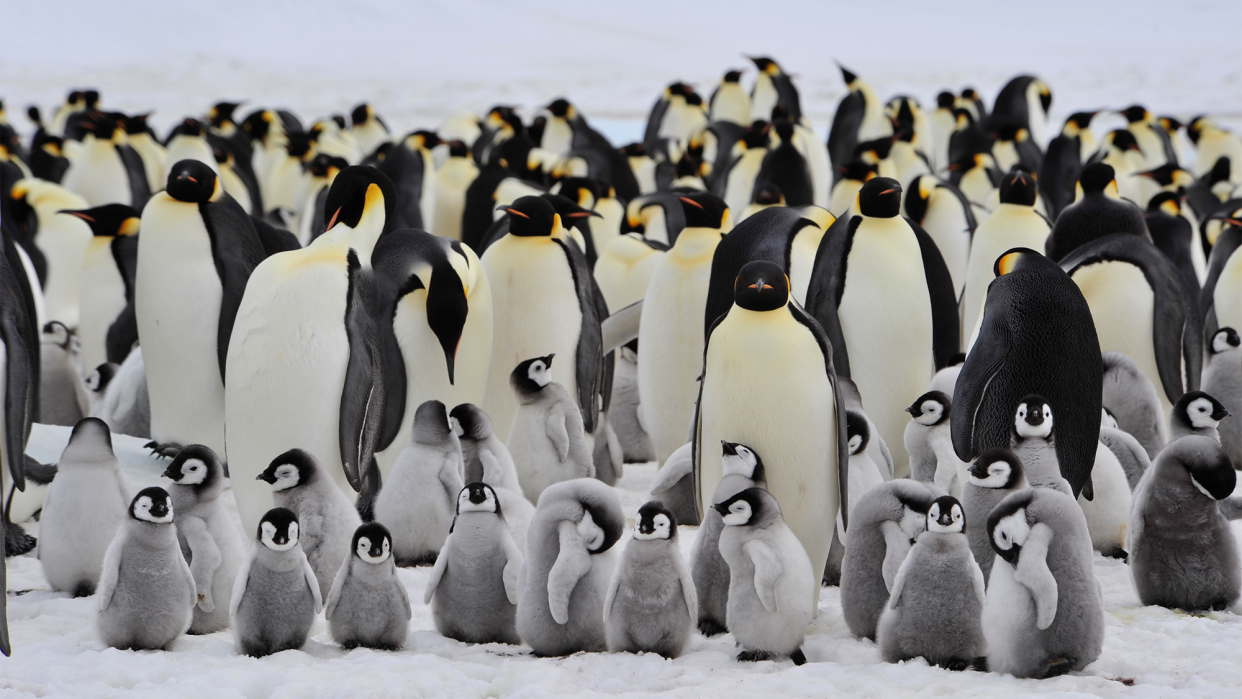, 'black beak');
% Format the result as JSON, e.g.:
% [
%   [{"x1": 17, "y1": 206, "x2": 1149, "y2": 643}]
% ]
[
  {"x1": 638, "y1": 522, "x2": 654, "y2": 535},
  {"x1": 427, "y1": 265, "x2": 470, "y2": 385},
  {"x1": 1212, "y1": 407, "x2": 1231, "y2": 421},
  {"x1": 938, "y1": 513, "x2": 953, "y2": 527},
  {"x1": 1025, "y1": 412, "x2": 1044, "y2": 426},
  {"x1": 468, "y1": 487, "x2": 487, "y2": 504},
  {"x1": 721, "y1": 440, "x2": 737, "y2": 456},
  {"x1": 161, "y1": 467, "x2": 175, "y2": 480},
  {"x1": 997, "y1": 543, "x2": 1020, "y2": 565},
  {"x1": 370, "y1": 543, "x2": 385, "y2": 557},
  {"x1": 713, "y1": 503, "x2": 730, "y2": 517},
  {"x1": 150, "y1": 502, "x2": 169, "y2": 518},
  {"x1": 257, "y1": 471, "x2": 276, "y2": 484},
  {"x1": 968, "y1": 462, "x2": 989, "y2": 479},
  {"x1": 904, "y1": 406, "x2": 918, "y2": 415}
]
